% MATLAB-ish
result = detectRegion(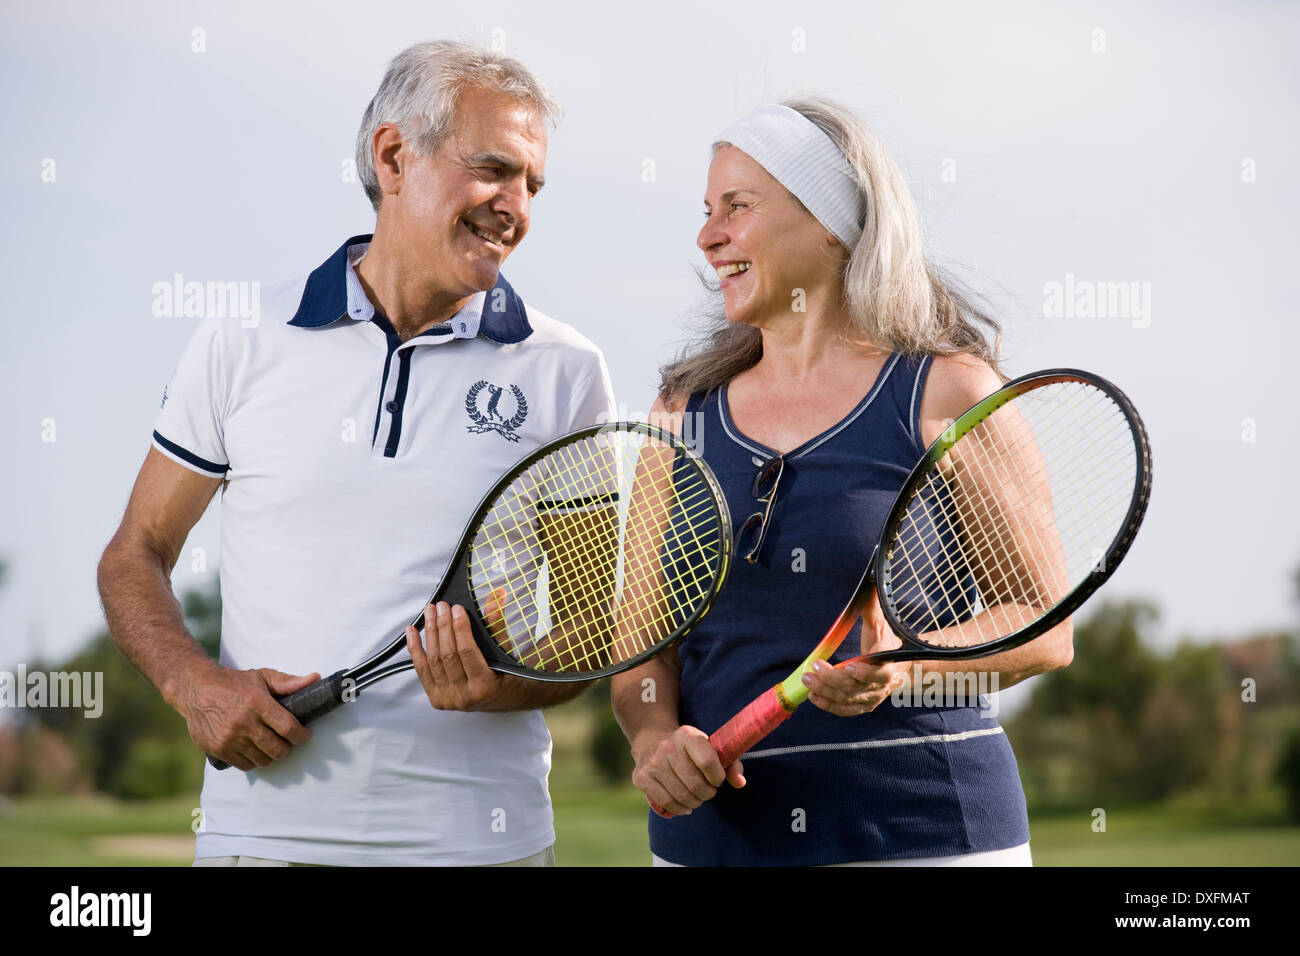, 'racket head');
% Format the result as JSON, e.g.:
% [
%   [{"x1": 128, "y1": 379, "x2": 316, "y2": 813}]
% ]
[
  {"x1": 445, "y1": 421, "x2": 732, "y2": 681},
  {"x1": 872, "y1": 368, "x2": 1151, "y2": 661}
]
